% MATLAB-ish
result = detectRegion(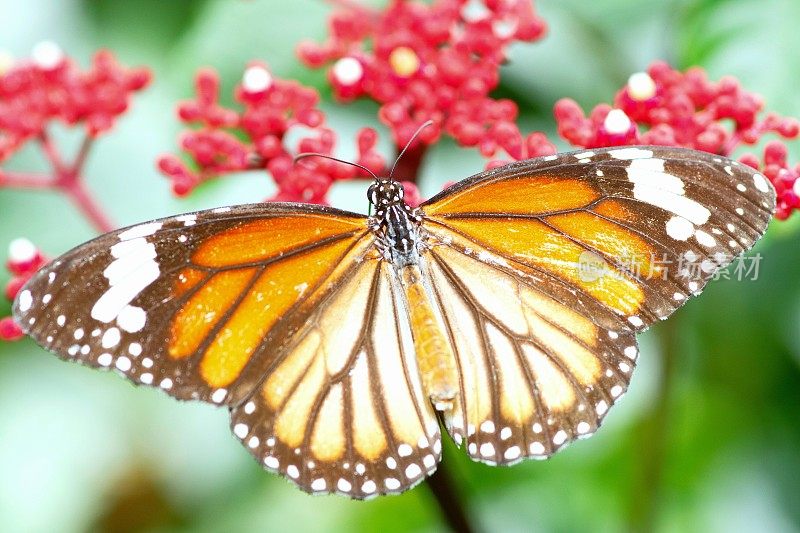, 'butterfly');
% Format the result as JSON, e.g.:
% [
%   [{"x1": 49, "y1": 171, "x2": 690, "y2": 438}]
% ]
[{"x1": 13, "y1": 145, "x2": 774, "y2": 499}]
